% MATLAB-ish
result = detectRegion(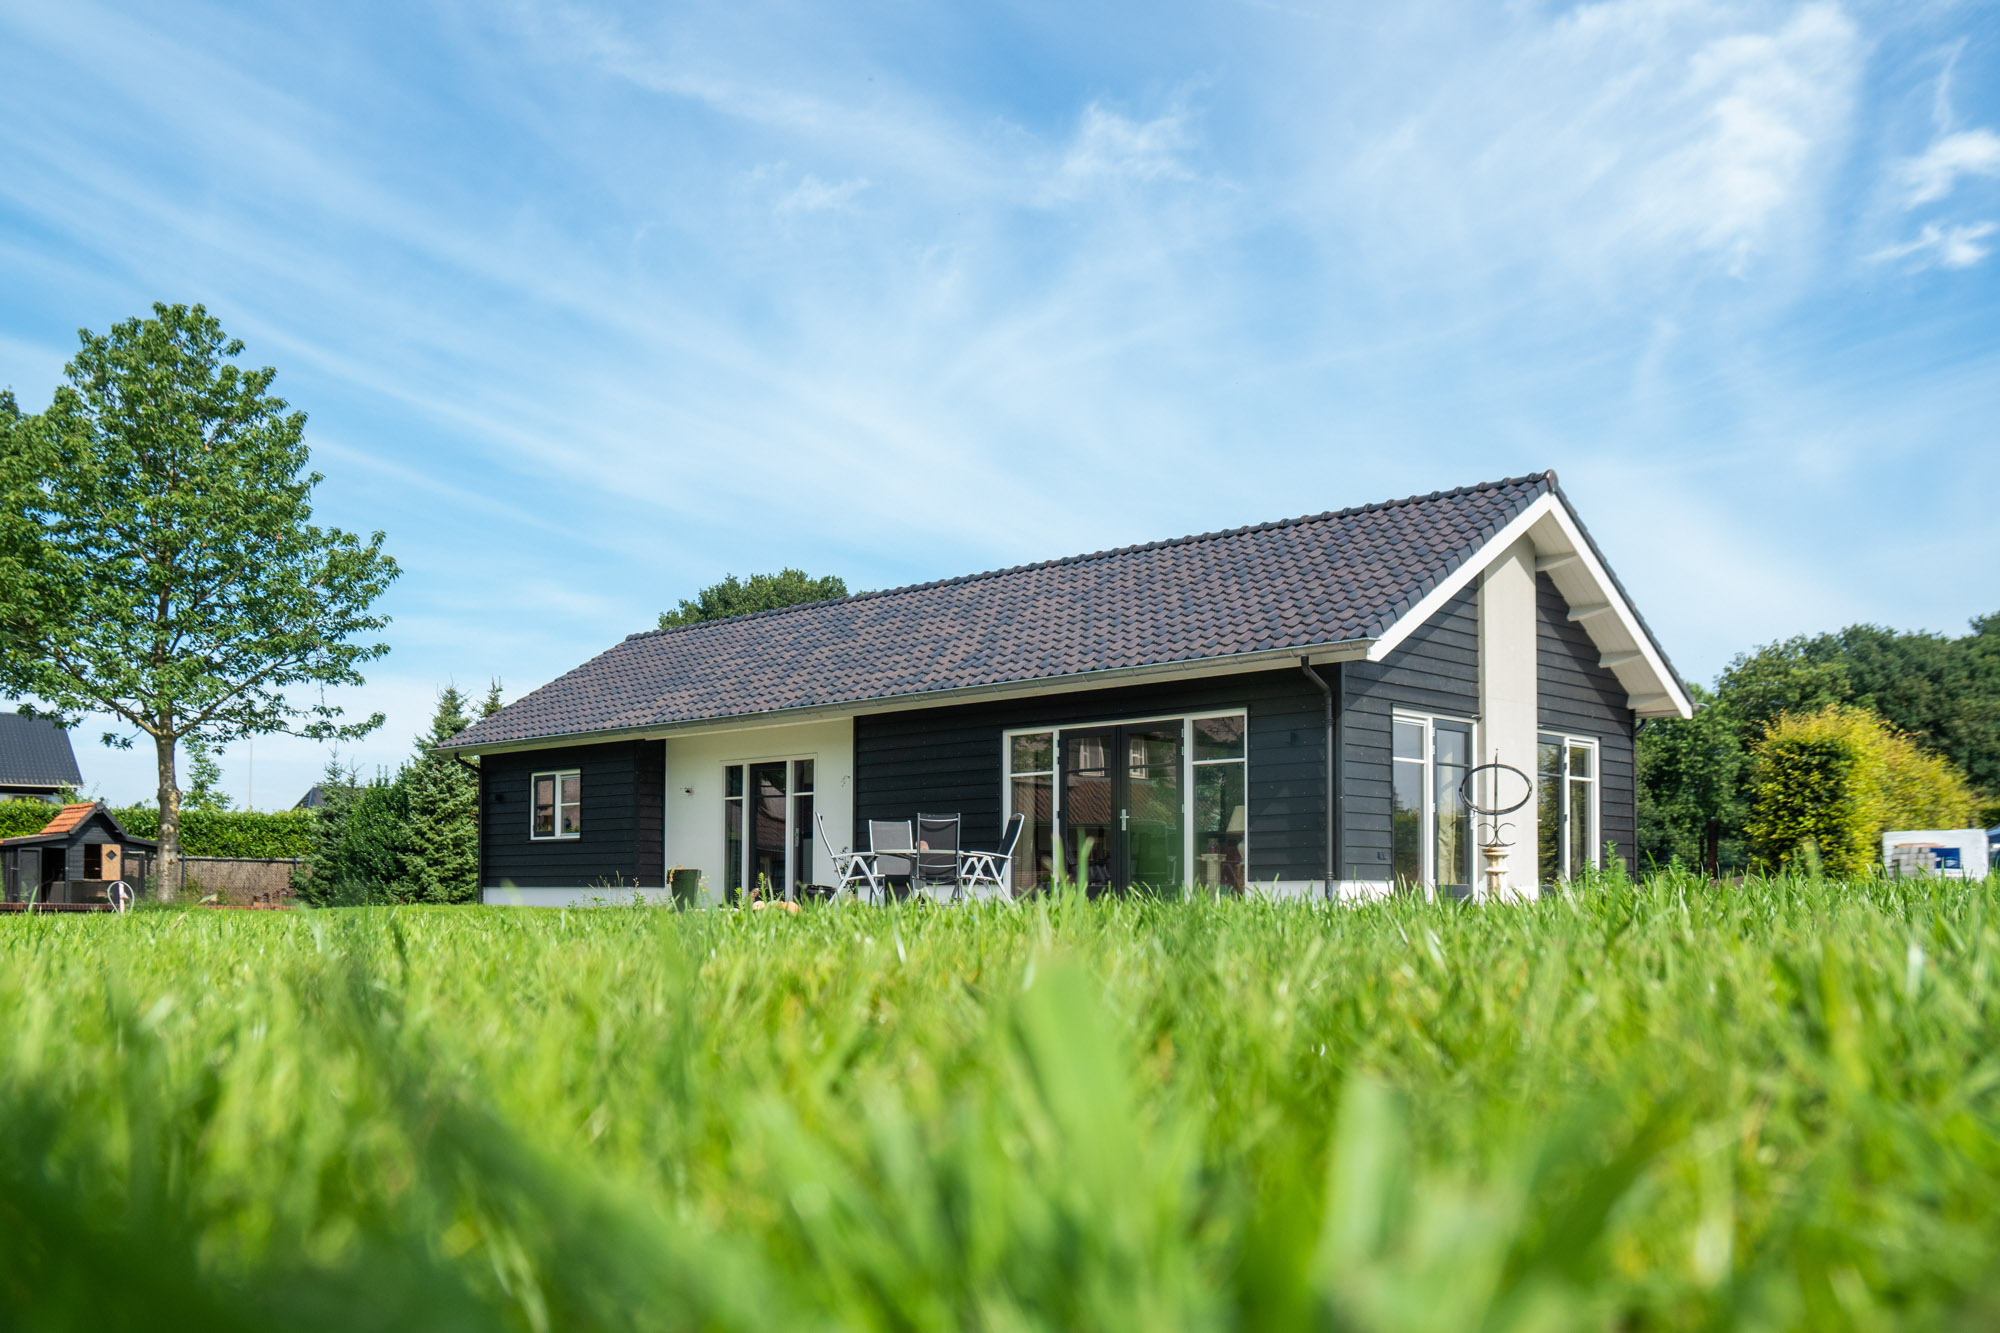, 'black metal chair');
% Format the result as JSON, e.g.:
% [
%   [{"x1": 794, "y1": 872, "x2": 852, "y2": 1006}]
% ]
[
  {"x1": 914, "y1": 814, "x2": 961, "y2": 900},
  {"x1": 867, "y1": 820, "x2": 916, "y2": 895}
]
